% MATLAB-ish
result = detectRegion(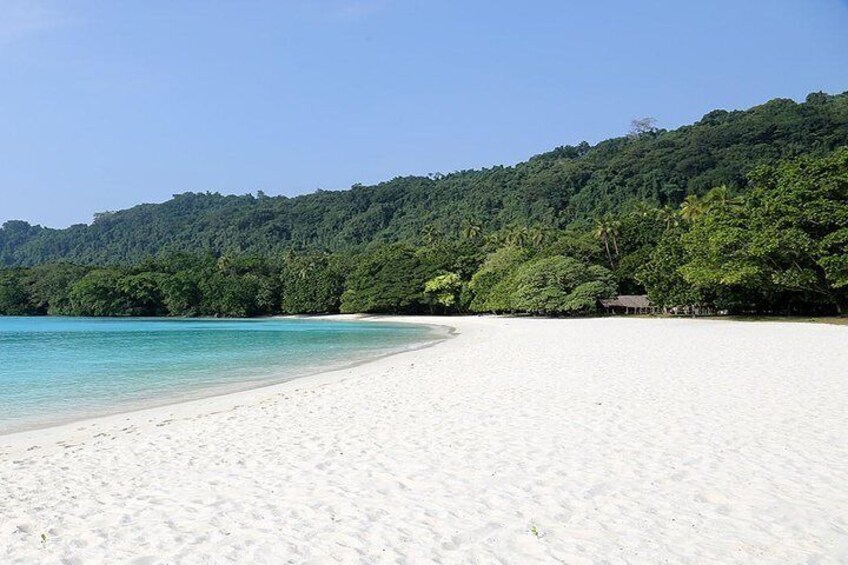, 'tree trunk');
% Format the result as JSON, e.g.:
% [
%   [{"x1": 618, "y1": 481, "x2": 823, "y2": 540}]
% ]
[
  {"x1": 603, "y1": 238, "x2": 614, "y2": 268},
  {"x1": 836, "y1": 295, "x2": 848, "y2": 316}
]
